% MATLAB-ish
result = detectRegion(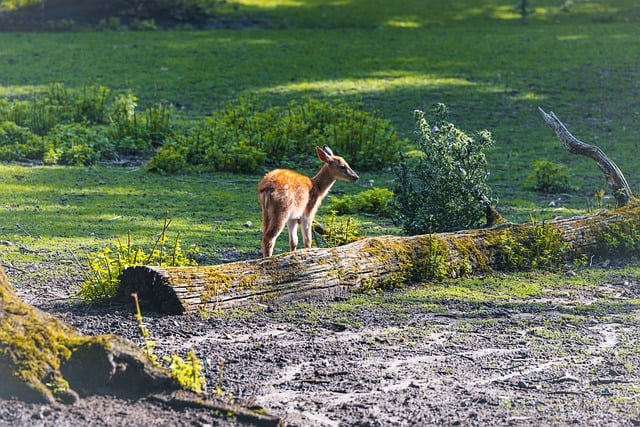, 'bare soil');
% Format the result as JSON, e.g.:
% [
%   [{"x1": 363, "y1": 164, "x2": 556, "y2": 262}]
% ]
[{"x1": 2, "y1": 257, "x2": 640, "y2": 426}]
